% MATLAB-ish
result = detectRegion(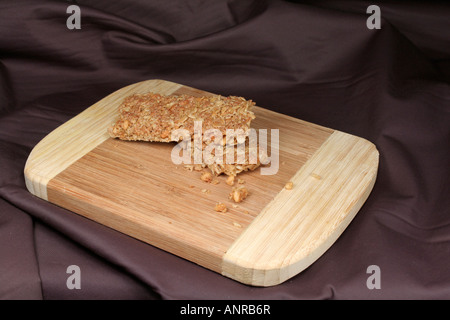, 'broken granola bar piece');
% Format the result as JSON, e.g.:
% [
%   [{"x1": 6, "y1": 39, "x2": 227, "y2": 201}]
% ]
[
  {"x1": 183, "y1": 138, "x2": 263, "y2": 176},
  {"x1": 108, "y1": 93, "x2": 255, "y2": 143}
]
